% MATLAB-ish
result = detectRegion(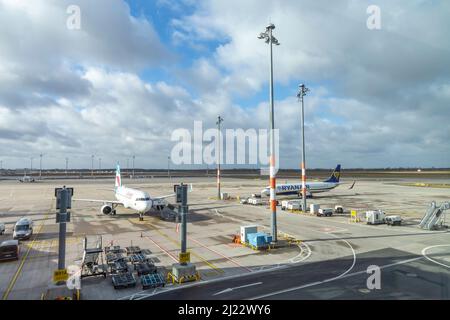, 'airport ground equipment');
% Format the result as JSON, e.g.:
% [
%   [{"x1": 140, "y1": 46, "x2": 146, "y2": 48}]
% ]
[
  {"x1": 281, "y1": 200, "x2": 302, "y2": 211},
  {"x1": 54, "y1": 186, "x2": 73, "y2": 284},
  {"x1": 385, "y1": 215, "x2": 402, "y2": 226},
  {"x1": 0, "y1": 223, "x2": 5, "y2": 235},
  {"x1": 246, "y1": 232, "x2": 272, "y2": 250},
  {"x1": 167, "y1": 264, "x2": 200, "y2": 284},
  {"x1": 366, "y1": 210, "x2": 386, "y2": 225},
  {"x1": 126, "y1": 246, "x2": 141, "y2": 255},
  {"x1": 111, "y1": 272, "x2": 136, "y2": 289},
  {"x1": 129, "y1": 253, "x2": 149, "y2": 266},
  {"x1": 141, "y1": 273, "x2": 166, "y2": 289},
  {"x1": 335, "y1": 206, "x2": 344, "y2": 214},
  {"x1": 318, "y1": 208, "x2": 333, "y2": 217},
  {"x1": 310, "y1": 204, "x2": 320, "y2": 214},
  {"x1": 419, "y1": 201, "x2": 450, "y2": 230},
  {"x1": 0, "y1": 240, "x2": 19, "y2": 261},
  {"x1": 81, "y1": 235, "x2": 107, "y2": 279},
  {"x1": 104, "y1": 245, "x2": 122, "y2": 254},
  {"x1": 41, "y1": 285, "x2": 80, "y2": 300},
  {"x1": 221, "y1": 192, "x2": 230, "y2": 200},
  {"x1": 171, "y1": 183, "x2": 198, "y2": 283},
  {"x1": 140, "y1": 249, "x2": 154, "y2": 262},
  {"x1": 109, "y1": 260, "x2": 129, "y2": 274},
  {"x1": 216, "y1": 115, "x2": 224, "y2": 200},
  {"x1": 349, "y1": 210, "x2": 362, "y2": 223},
  {"x1": 240, "y1": 225, "x2": 258, "y2": 244},
  {"x1": 136, "y1": 262, "x2": 157, "y2": 276},
  {"x1": 287, "y1": 201, "x2": 303, "y2": 211}
]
